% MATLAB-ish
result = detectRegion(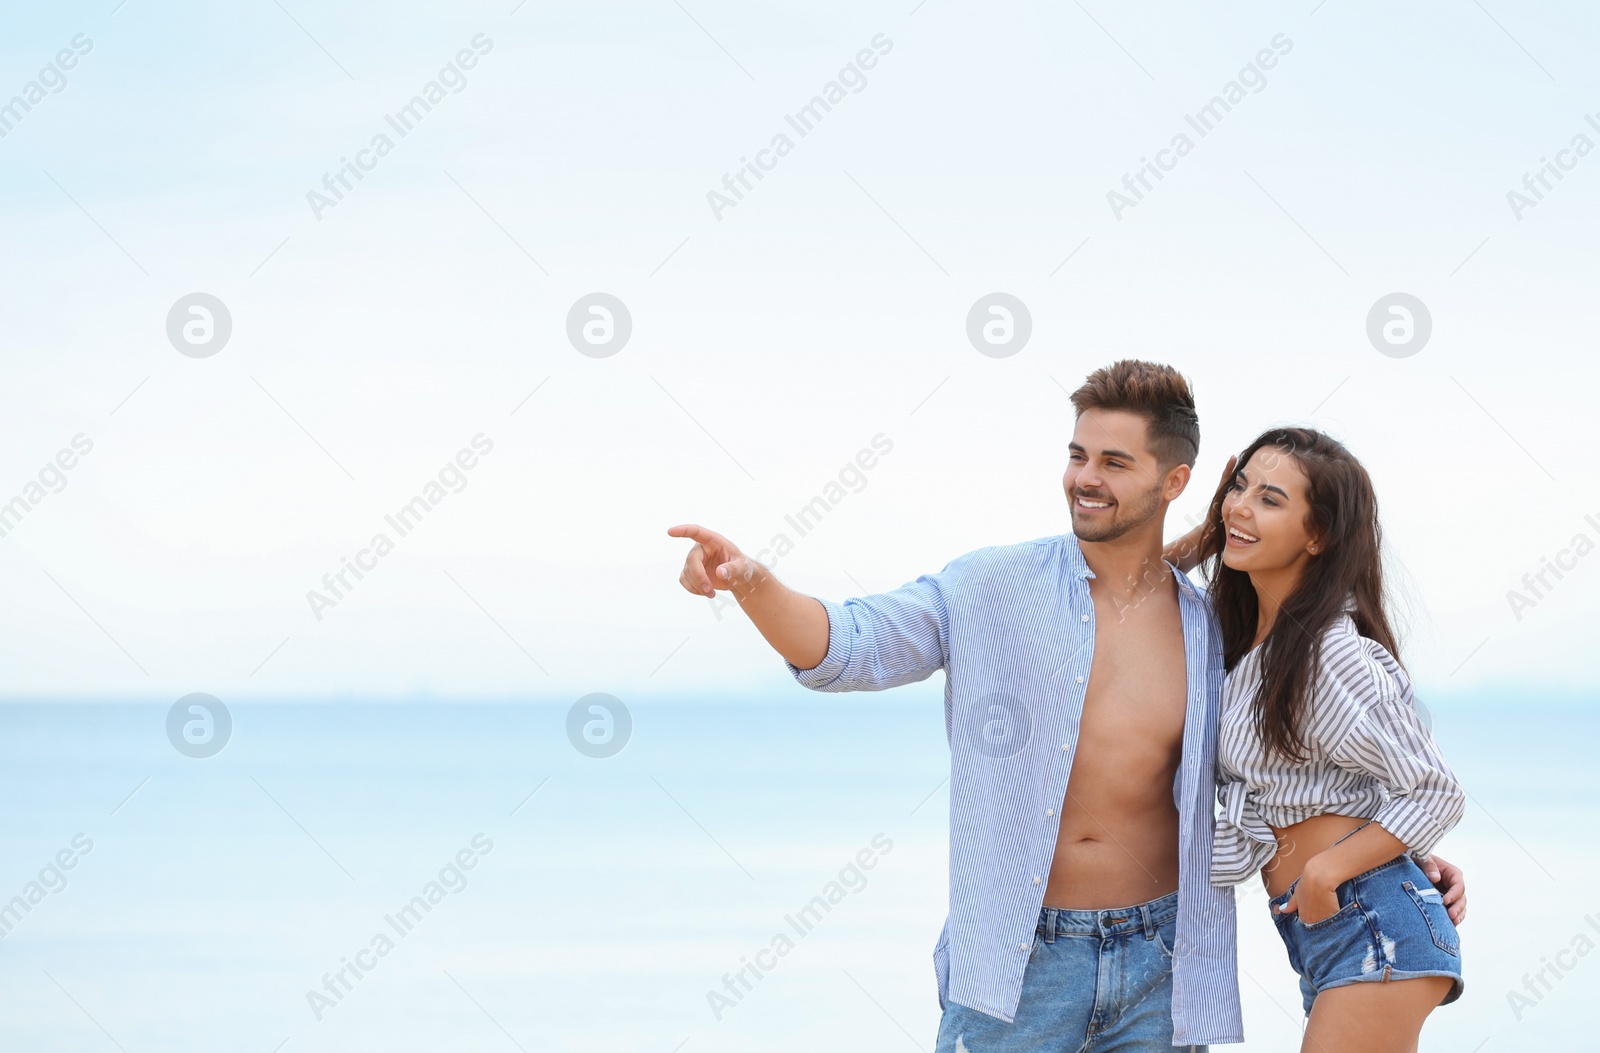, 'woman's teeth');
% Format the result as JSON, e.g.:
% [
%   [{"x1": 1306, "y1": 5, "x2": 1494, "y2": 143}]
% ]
[{"x1": 1228, "y1": 527, "x2": 1259, "y2": 543}]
